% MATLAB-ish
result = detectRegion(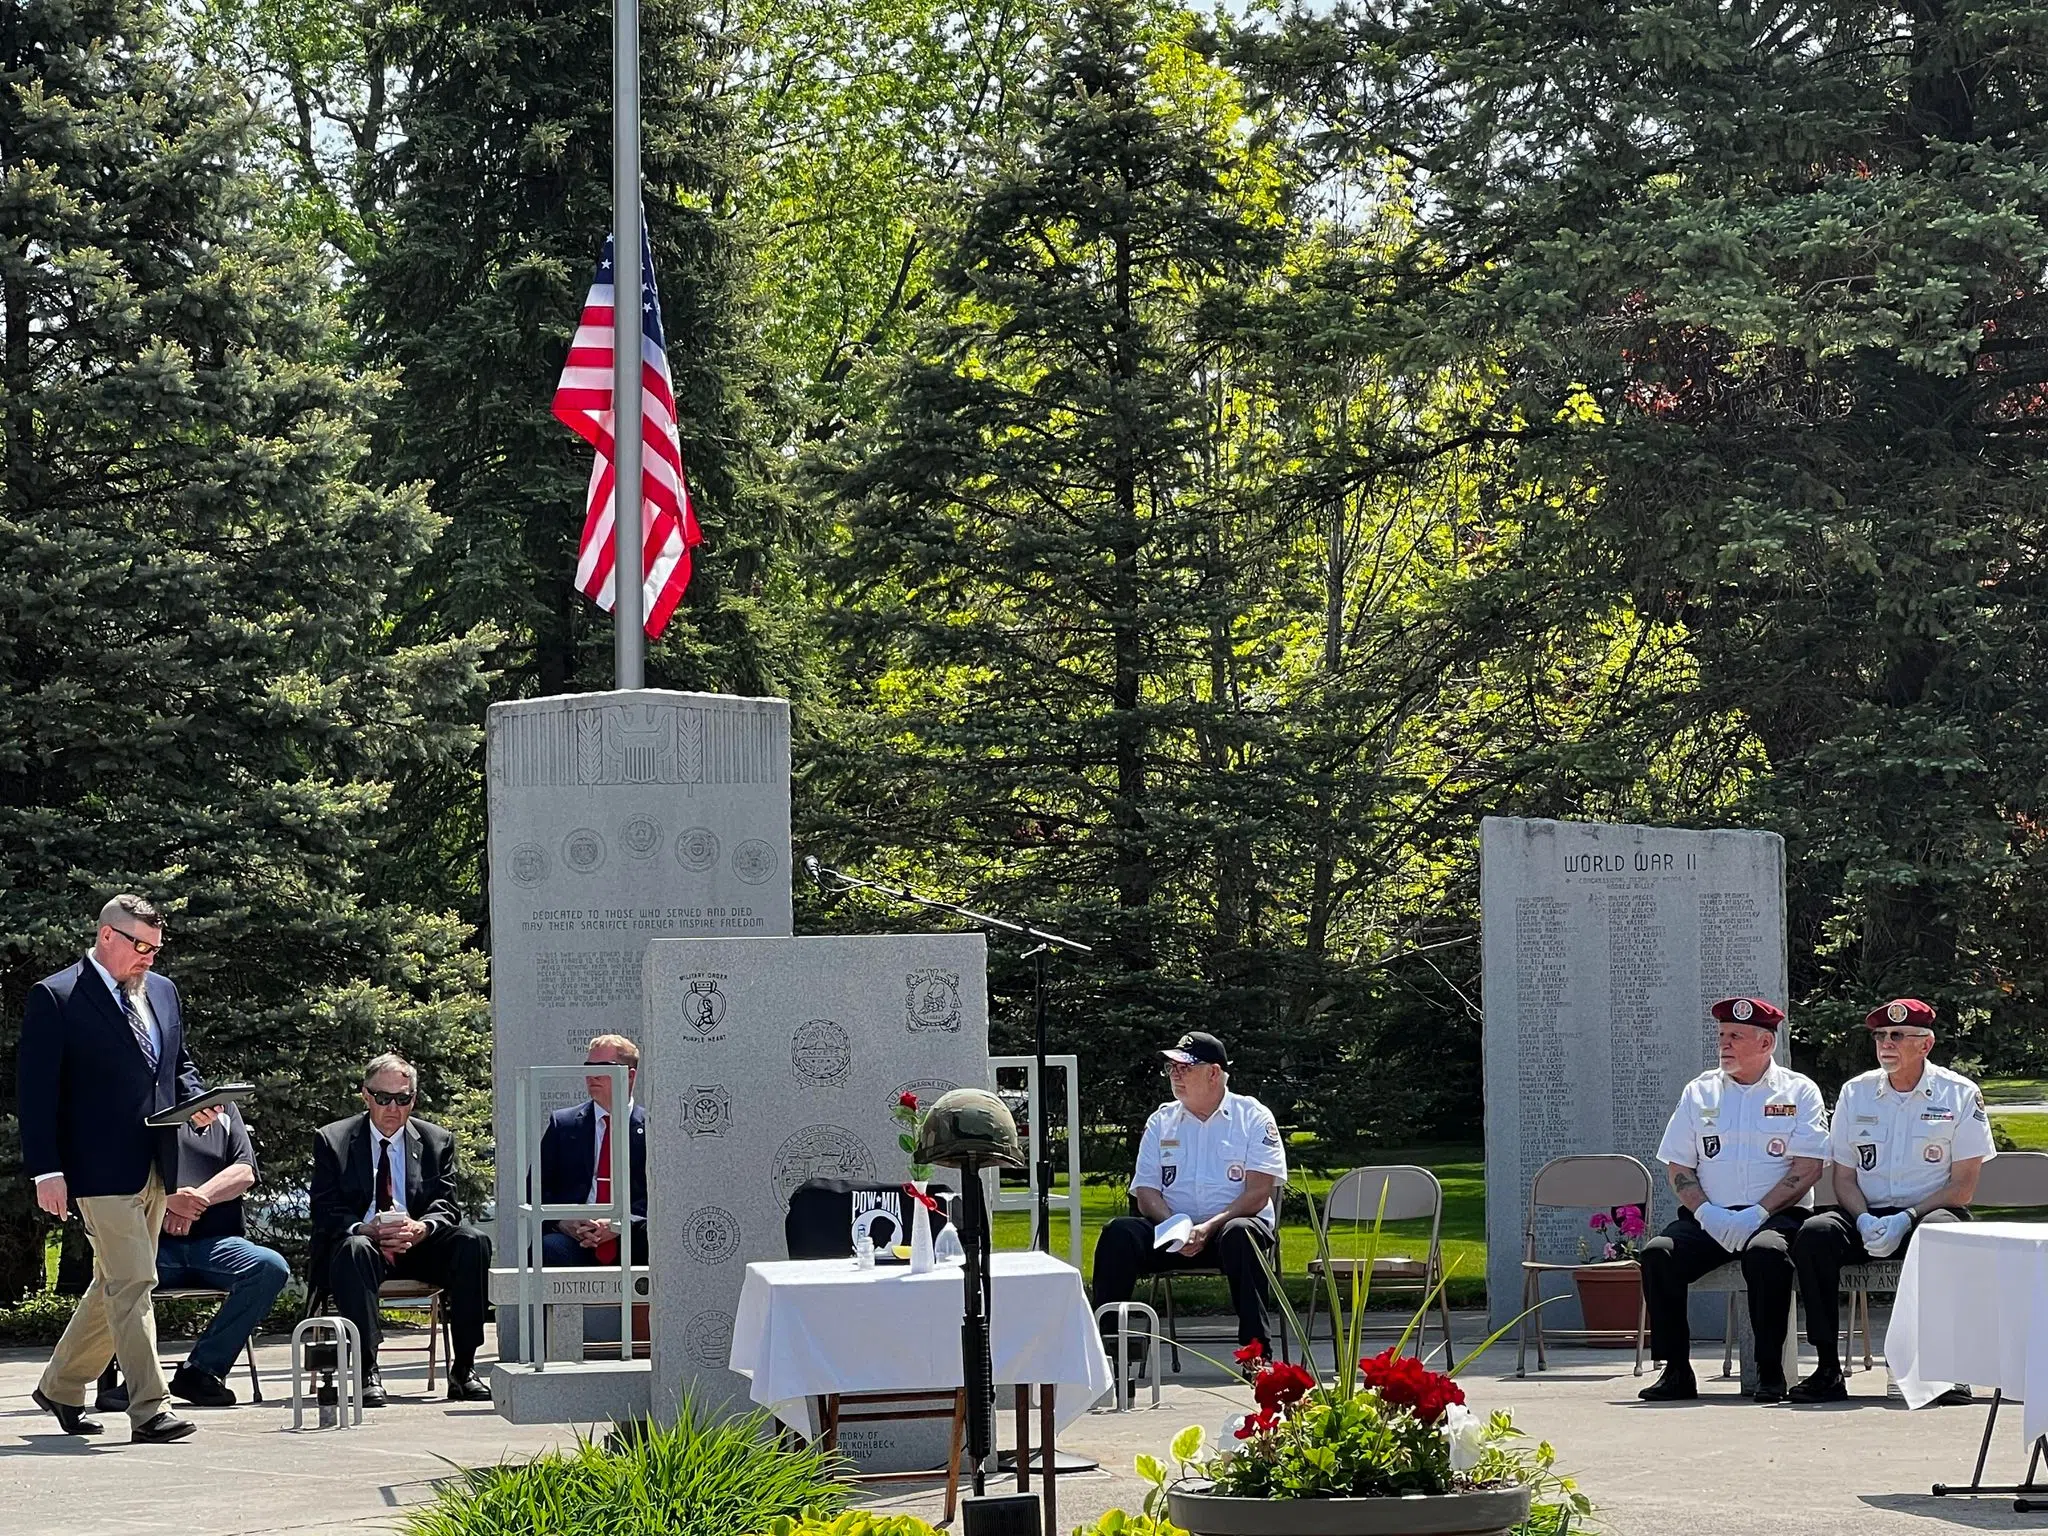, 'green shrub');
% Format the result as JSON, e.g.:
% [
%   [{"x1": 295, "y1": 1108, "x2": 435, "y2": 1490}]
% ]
[
  {"x1": 399, "y1": 1400, "x2": 852, "y2": 1536},
  {"x1": 750, "y1": 1515, "x2": 944, "y2": 1536},
  {"x1": 1069, "y1": 1512, "x2": 1186, "y2": 1536}
]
